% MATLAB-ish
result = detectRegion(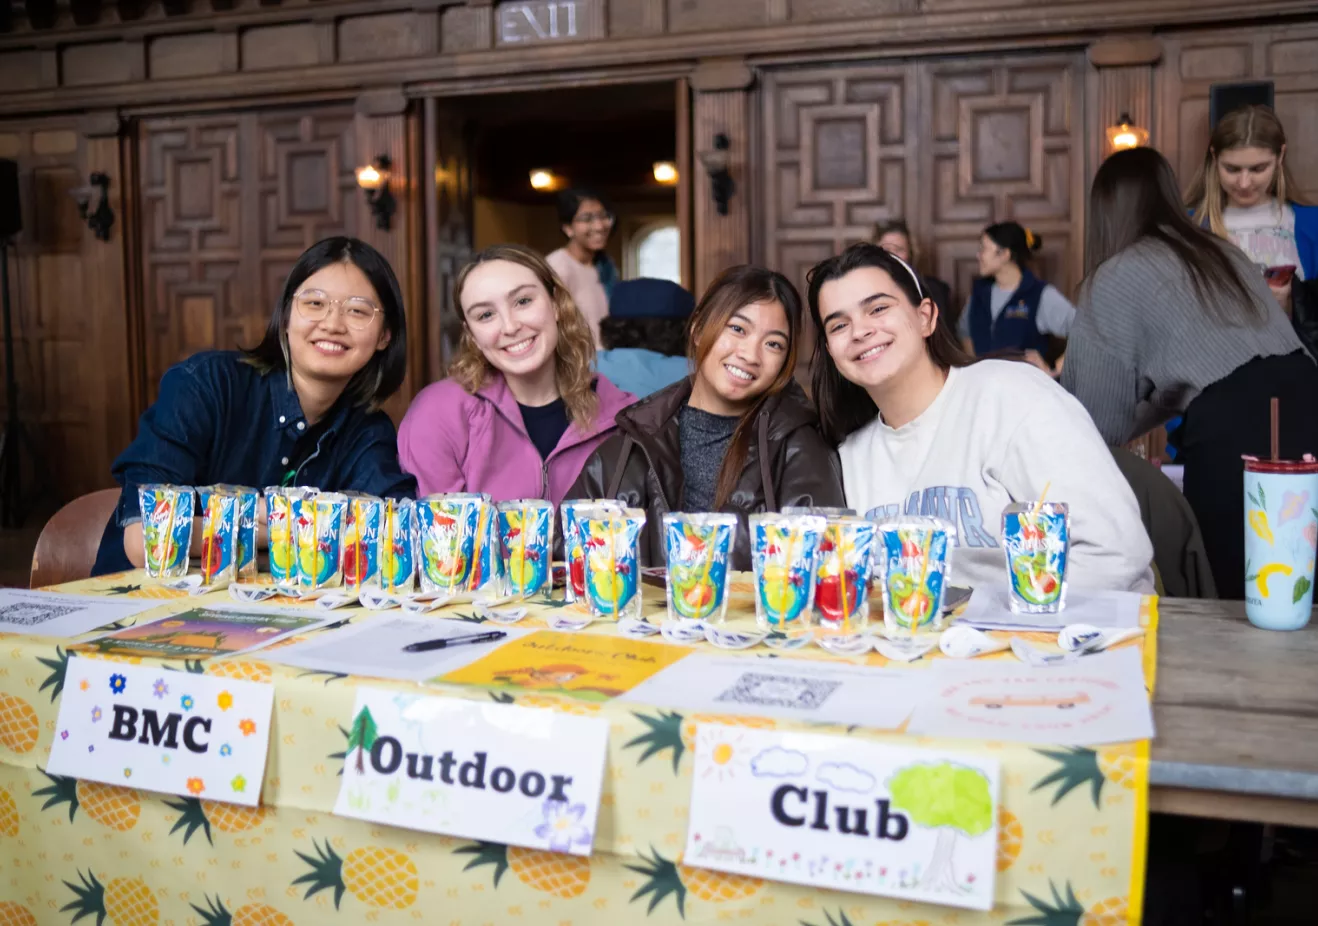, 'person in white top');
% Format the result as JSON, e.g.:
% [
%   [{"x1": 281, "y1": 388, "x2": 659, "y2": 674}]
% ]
[
  {"x1": 545, "y1": 188, "x2": 619, "y2": 348},
  {"x1": 806, "y1": 242, "x2": 1154, "y2": 596}
]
